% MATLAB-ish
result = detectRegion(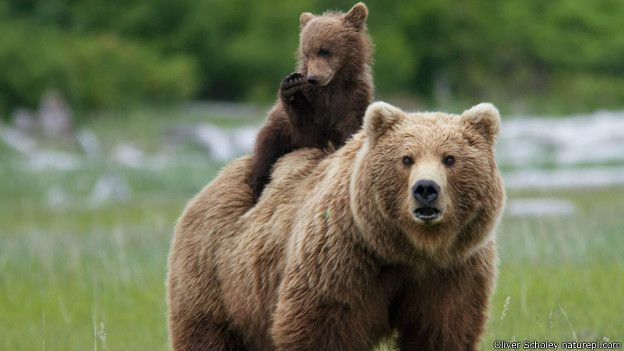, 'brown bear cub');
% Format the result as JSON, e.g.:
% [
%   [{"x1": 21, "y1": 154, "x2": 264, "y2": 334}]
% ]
[{"x1": 249, "y1": 2, "x2": 373, "y2": 200}]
